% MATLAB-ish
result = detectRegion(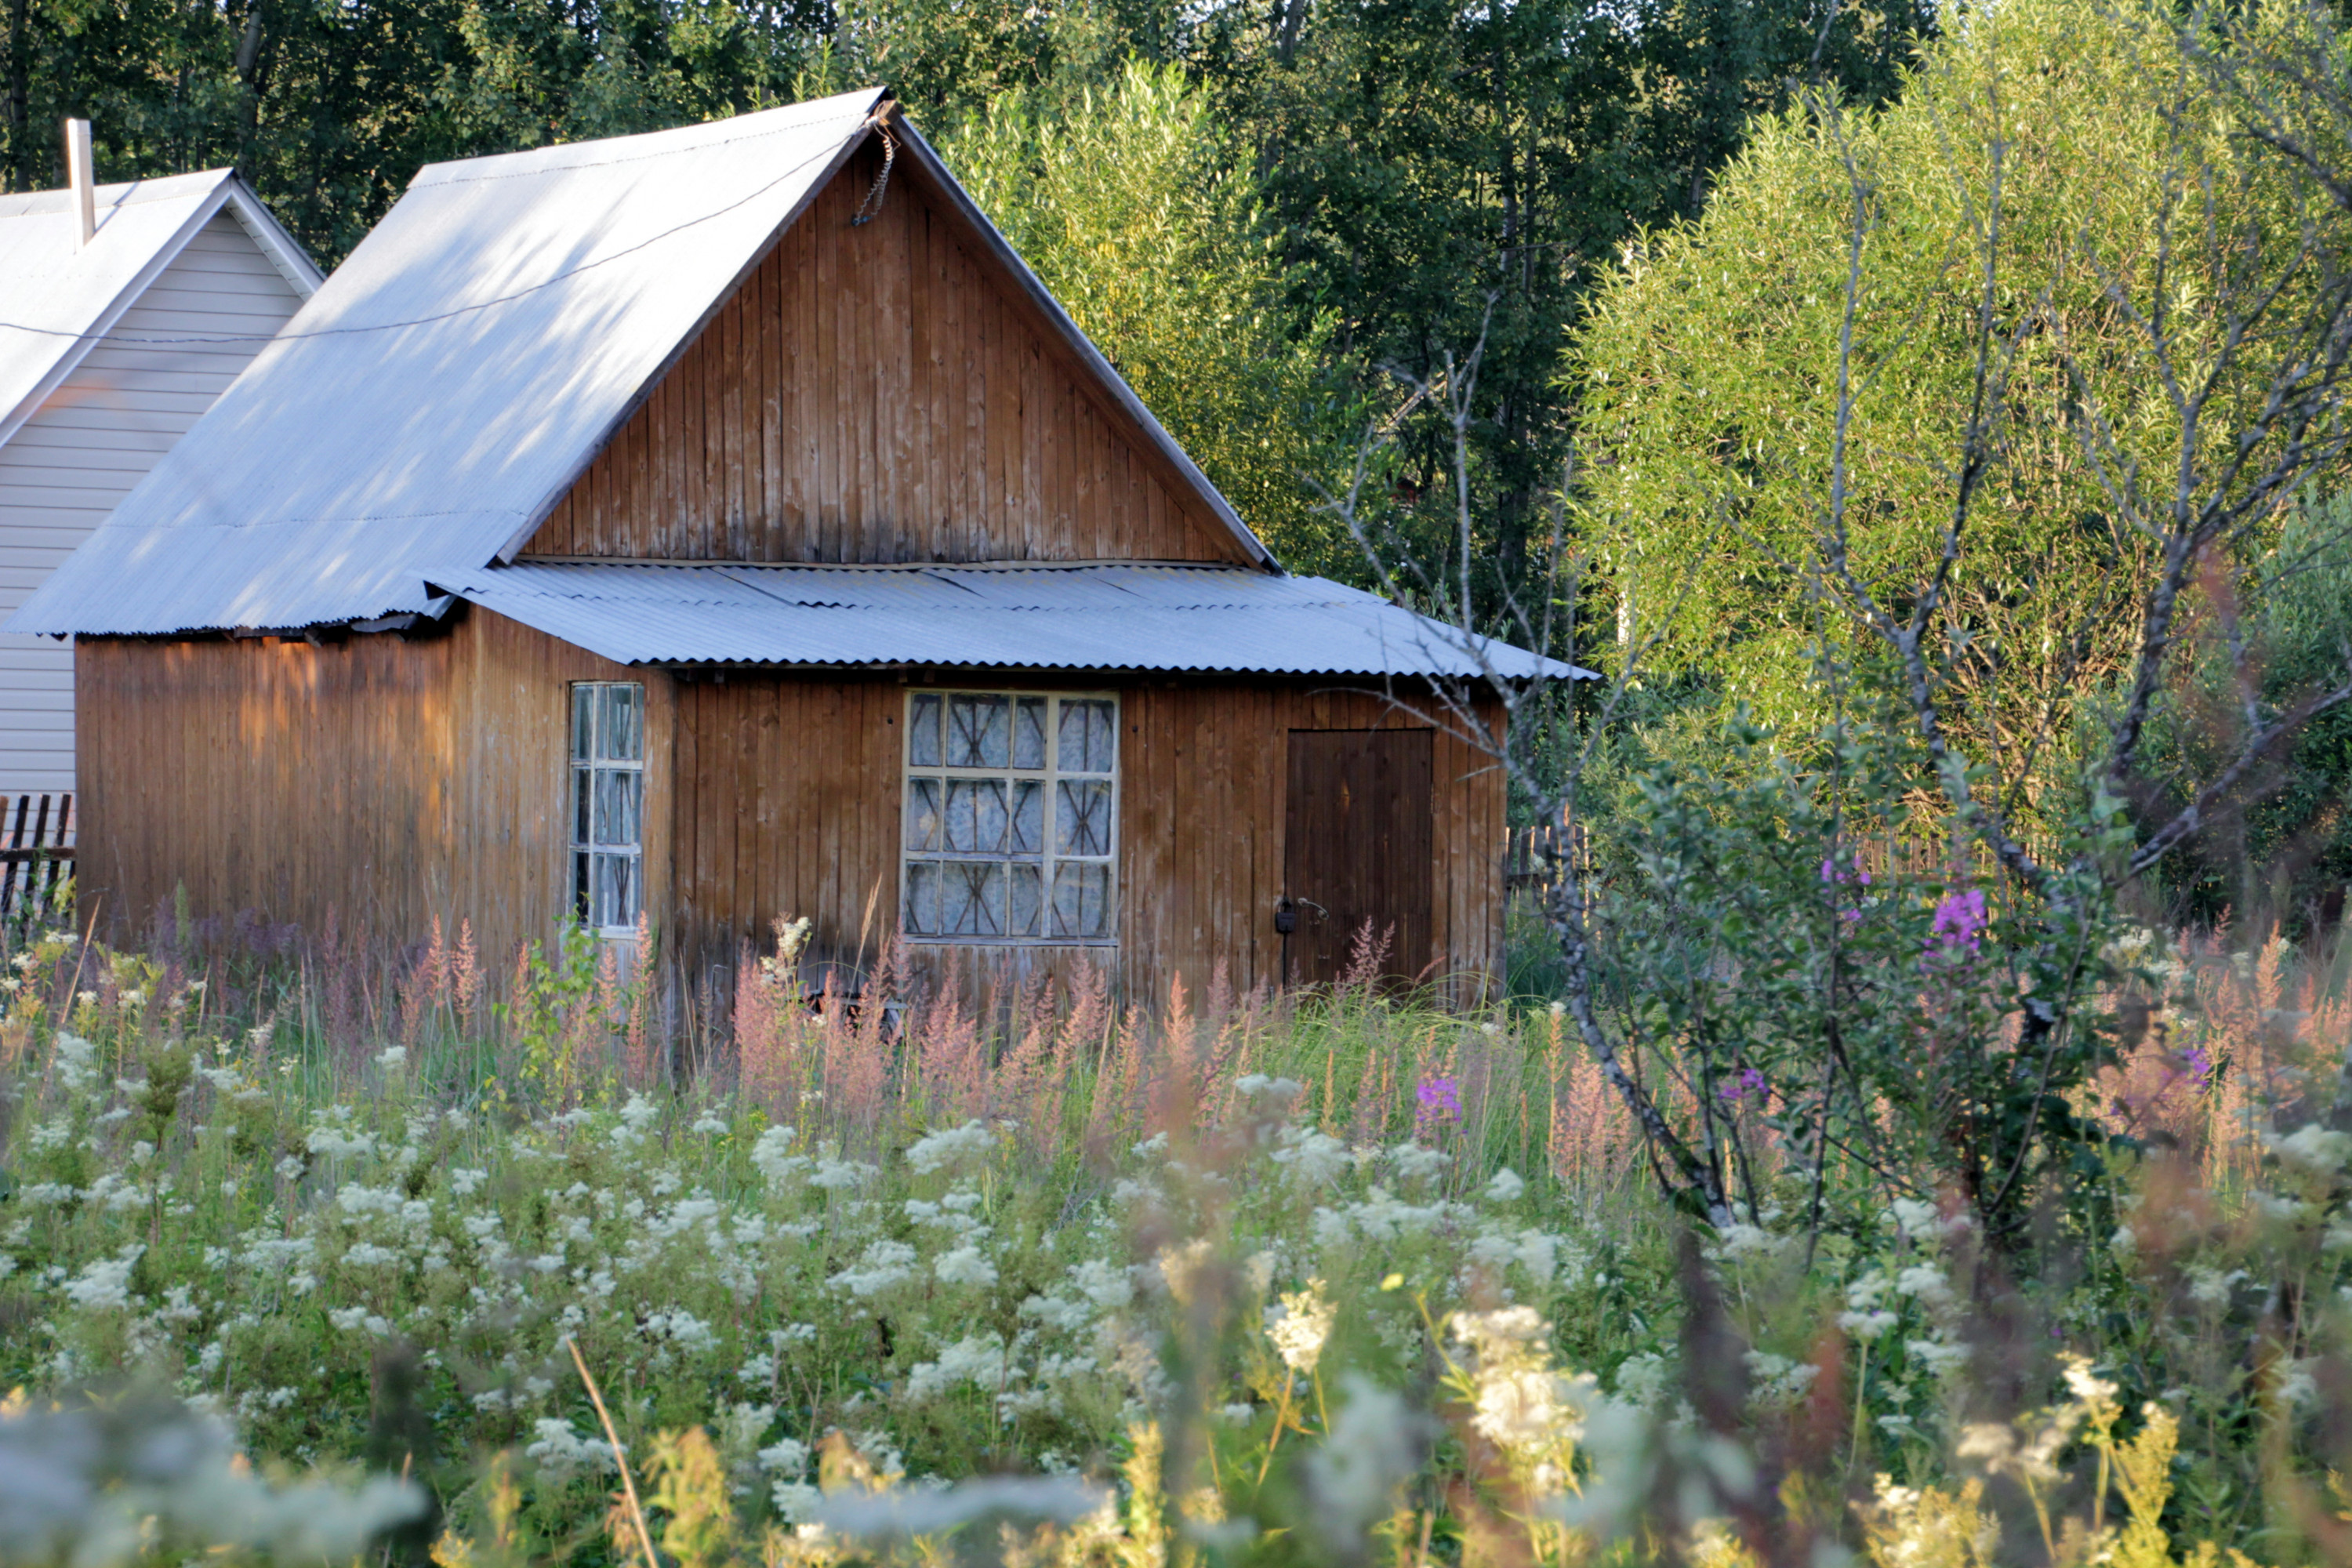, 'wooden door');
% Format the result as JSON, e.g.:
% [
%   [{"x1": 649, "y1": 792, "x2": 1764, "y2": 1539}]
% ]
[{"x1": 1283, "y1": 728, "x2": 1434, "y2": 987}]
